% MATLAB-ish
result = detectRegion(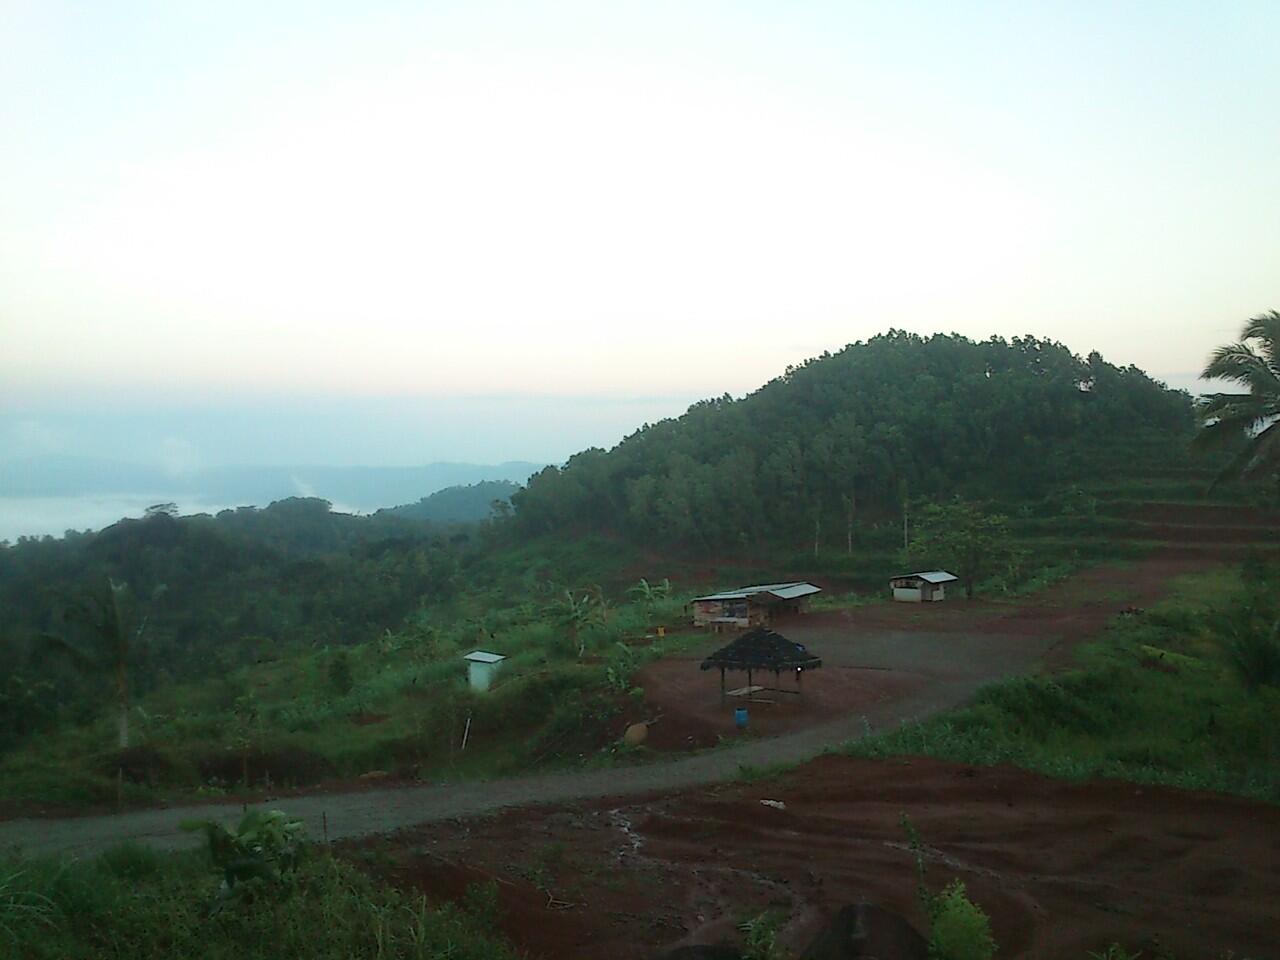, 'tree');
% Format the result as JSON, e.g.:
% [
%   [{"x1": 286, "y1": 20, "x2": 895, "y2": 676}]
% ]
[
  {"x1": 44, "y1": 578, "x2": 145, "y2": 748},
  {"x1": 904, "y1": 500, "x2": 1013, "y2": 599},
  {"x1": 554, "y1": 589, "x2": 602, "y2": 658},
  {"x1": 1195, "y1": 310, "x2": 1280, "y2": 487}
]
